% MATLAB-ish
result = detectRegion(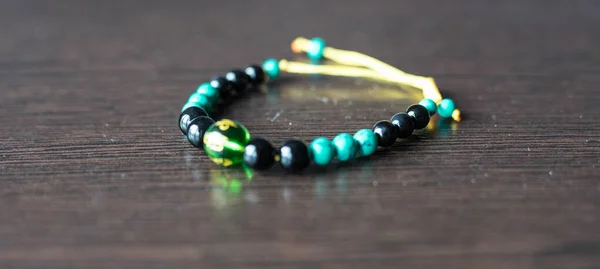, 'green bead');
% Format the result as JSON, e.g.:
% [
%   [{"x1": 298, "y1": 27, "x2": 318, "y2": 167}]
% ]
[
  {"x1": 306, "y1": 37, "x2": 326, "y2": 61},
  {"x1": 332, "y1": 133, "x2": 357, "y2": 161},
  {"x1": 419, "y1": 98, "x2": 437, "y2": 116},
  {"x1": 353, "y1": 129, "x2": 378, "y2": 157},
  {"x1": 262, "y1": 58, "x2": 280, "y2": 80},
  {"x1": 188, "y1": 92, "x2": 214, "y2": 112},
  {"x1": 196, "y1": 82, "x2": 219, "y2": 102},
  {"x1": 181, "y1": 102, "x2": 199, "y2": 112},
  {"x1": 203, "y1": 119, "x2": 251, "y2": 167},
  {"x1": 437, "y1": 98, "x2": 455, "y2": 118},
  {"x1": 309, "y1": 137, "x2": 335, "y2": 166}
]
